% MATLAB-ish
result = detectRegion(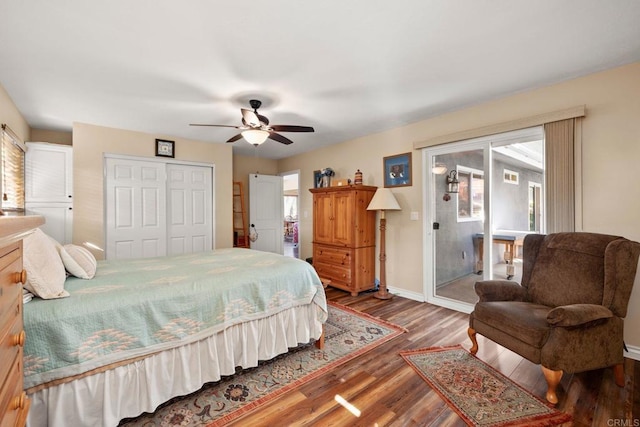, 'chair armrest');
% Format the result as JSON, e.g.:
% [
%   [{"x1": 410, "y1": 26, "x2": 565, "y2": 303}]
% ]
[
  {"x1": 547, "y1": 304, "x2": 614, "y2": 327},
  {"x1": 474, "y1": 280, "x2": 528, "y2": 302}
]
